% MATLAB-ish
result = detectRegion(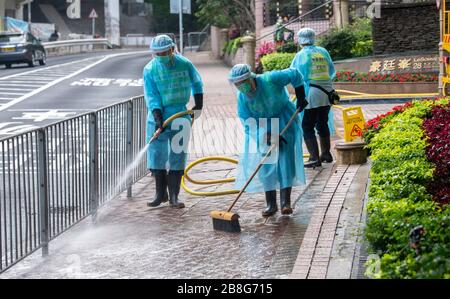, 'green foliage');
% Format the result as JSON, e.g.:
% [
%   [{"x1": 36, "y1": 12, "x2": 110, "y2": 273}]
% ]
[
  {"x1": 195, "y1": 0, "x2": 255, "y2": 32},
  {"x1": 276, "y1": 42, "x2": 298, "y2": 54},
  {"x1": 222, "y1": 37, "x2": 242, "y2": 56},
  {"x1": 260, "y1": 53, "x2": 295, "y2": 71},
  {"x1": 146, "y1": 0, "x2": 201, "y2": 34},
  {"x1": 317, "y1": 27, "x2": 356, "y2": 60},
  {"x1": 351, "y1": 40, "x2": 373, "y2": 57},
  {"x1": 365, "y1": 99, "x2": 450, "y2": 279},
  {"x1": 317, "y1": 17, "x2": 373, "y2": 60}
]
